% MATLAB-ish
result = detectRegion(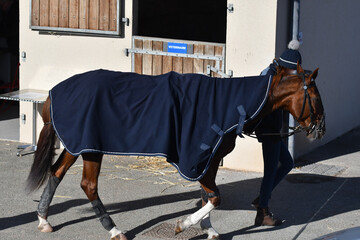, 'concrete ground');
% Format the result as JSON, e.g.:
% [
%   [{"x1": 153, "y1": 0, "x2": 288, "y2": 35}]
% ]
[{"x1": 0, "y1": 126, "x2": 359, "y2": 240}]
